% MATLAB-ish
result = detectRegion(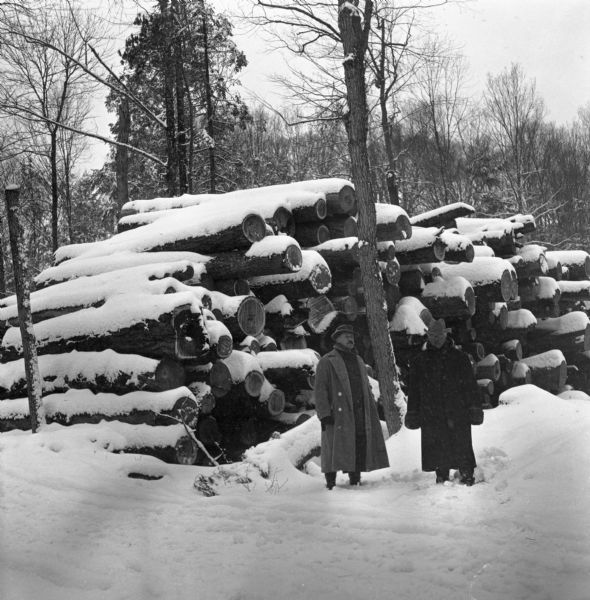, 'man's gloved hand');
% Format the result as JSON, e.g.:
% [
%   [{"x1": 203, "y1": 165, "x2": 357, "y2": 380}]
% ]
[{"x1": 320, "y1": 415, "x2": 334, "y2": 431}]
